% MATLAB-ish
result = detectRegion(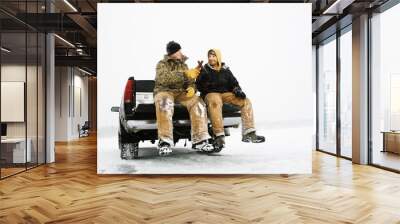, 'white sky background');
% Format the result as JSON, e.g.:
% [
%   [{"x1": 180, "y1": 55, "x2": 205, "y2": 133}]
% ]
[
  {"x1": 97, "y1": 3, "x2": 313, "y2": 174},
  {"x1": 98, "y1": 3, "x2": 312, "y2": 133}
]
